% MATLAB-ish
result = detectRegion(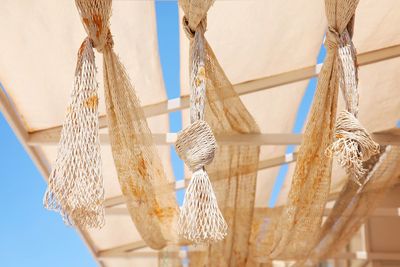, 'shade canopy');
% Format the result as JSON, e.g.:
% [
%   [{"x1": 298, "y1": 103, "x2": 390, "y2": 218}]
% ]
[{"x1": 1, "y1": 0, "x2": 399, "y2": 266}]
